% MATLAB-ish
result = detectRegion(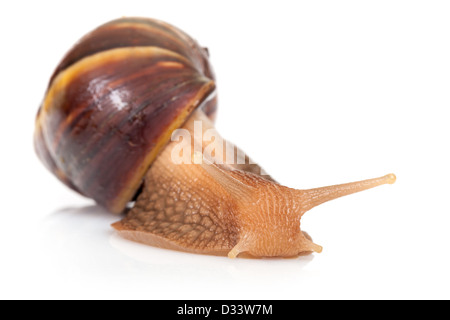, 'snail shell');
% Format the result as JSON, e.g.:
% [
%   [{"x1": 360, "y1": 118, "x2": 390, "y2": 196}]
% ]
[{"x1": 34, "y1": 17, "x2": 217, "y2": 213}]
